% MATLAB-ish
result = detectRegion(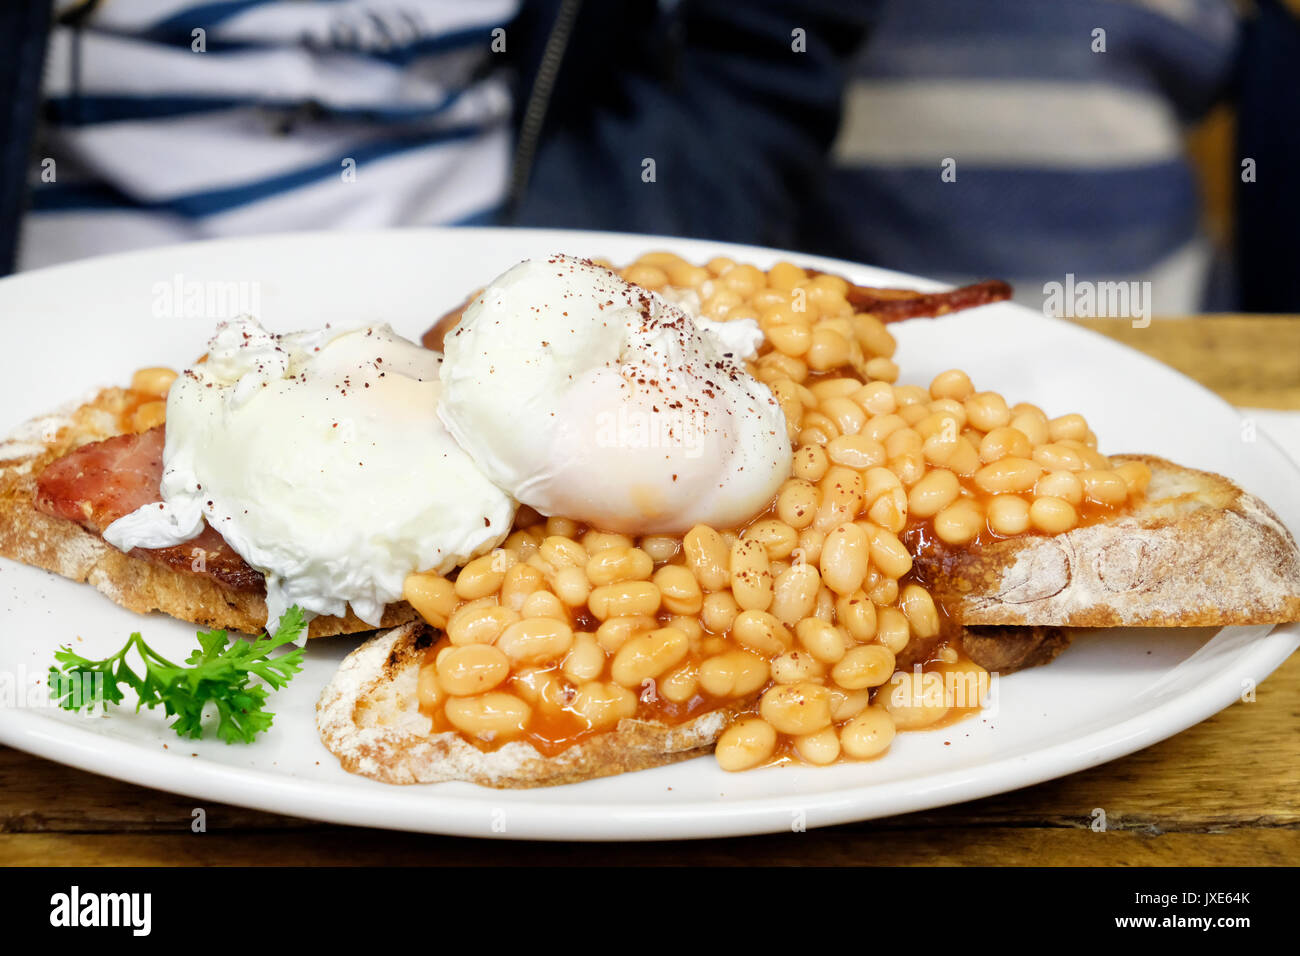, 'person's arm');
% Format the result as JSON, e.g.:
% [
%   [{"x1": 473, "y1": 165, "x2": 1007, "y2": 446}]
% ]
[{"x1": 0, "y1": 0, "x2": 53, "y2": 276}]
